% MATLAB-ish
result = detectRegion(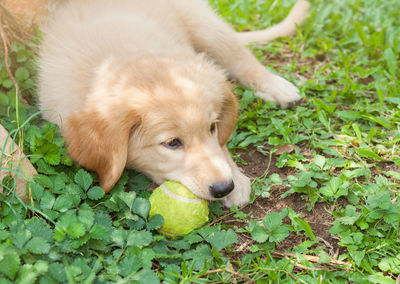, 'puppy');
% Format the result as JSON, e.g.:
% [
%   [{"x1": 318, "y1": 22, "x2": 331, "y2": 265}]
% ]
[{"x1": 38, "y1": 0, "x2": 309, "y2": 207}]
